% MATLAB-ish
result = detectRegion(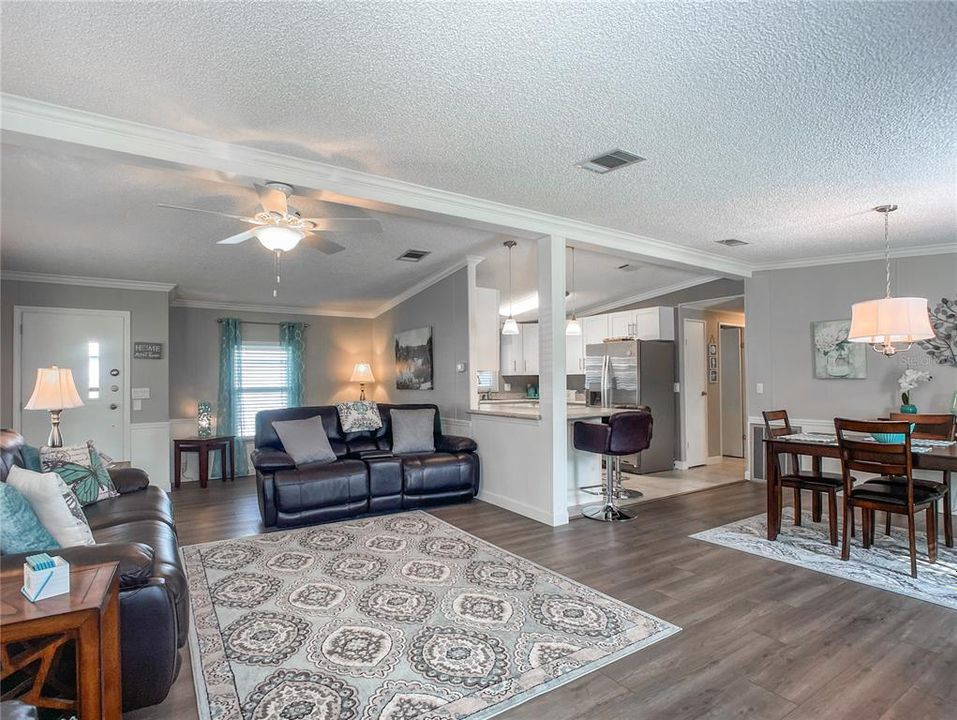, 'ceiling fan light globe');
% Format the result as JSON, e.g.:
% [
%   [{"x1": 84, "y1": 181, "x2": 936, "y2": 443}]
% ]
[{"x1": 254, "y1": 225, "x2": 305, "y2": 252}]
